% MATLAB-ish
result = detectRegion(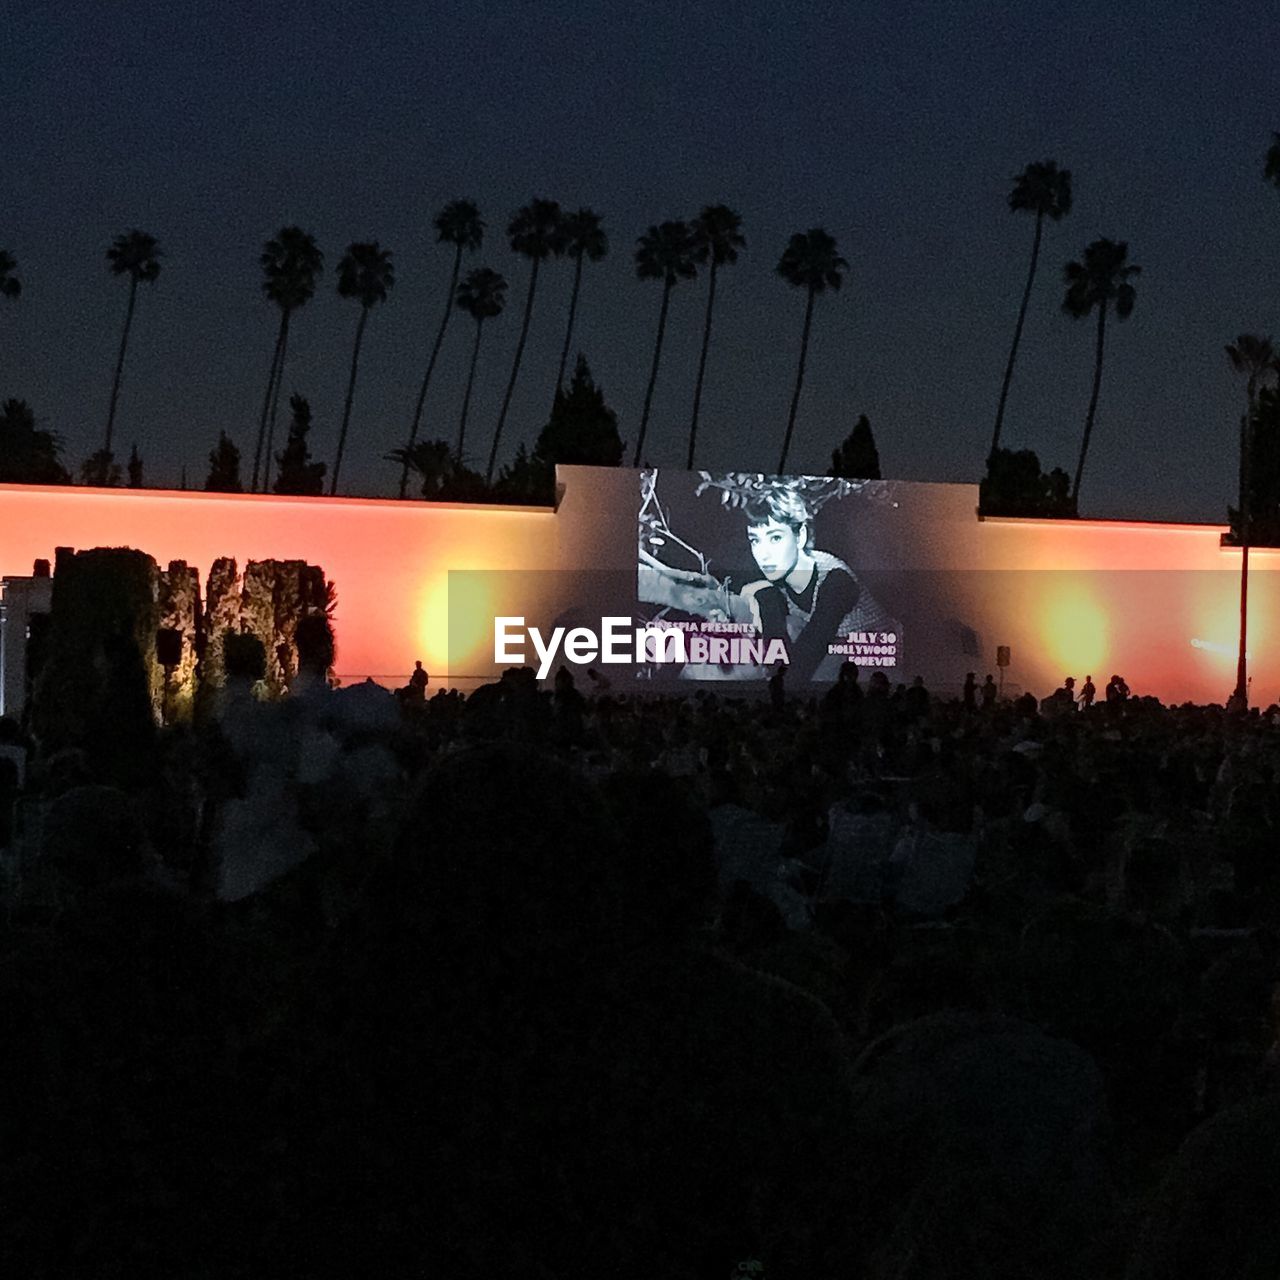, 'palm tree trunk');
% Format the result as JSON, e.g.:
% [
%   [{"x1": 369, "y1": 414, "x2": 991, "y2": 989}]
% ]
[
  {"x1": 633, "y1": 280, "x2": 673, "y2": 467},
  {"x1": 400, "y1": 246, "x2": 463, "y2": 498},
  {"x1": 262, "y1": 311, "x2": 291, "y2": 493},
  {"x1": 330, "y1": 306, "x2": 369, "y2": 496},
  {"x1": 1237, "y1": 392, "x2": 1250, "y2": 537},
  {"x1": 488, "y1": 257, "x2": 540, "y2": 485},
  {"x1": 778, "y1": 285, "x2": 816, "y2": 474},
  {"x1": 251, "y1": 313, "x2": 286, "y2": 492},
  {"x1": 1071, "y1": 301, "x2": 1107, "y2": 508},
  {"x1": 104, "y1": 276, "x2": 139, "y2": 455},
  {"x1": 687, "y1": 260, "x2": 718, "y2": 470},
  {"x1": 1235, "y1": 403, "x2": 1253, "y2": 706},
  {"x1": 990, "y1": 212, "x2": 1043, "y2": 460},
  {"x1": 555, "y1": 250, "x2": 585, "y2": 400},
  {"x1": 457, "y1": 319, "x2": 484, "y2": 463}
]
